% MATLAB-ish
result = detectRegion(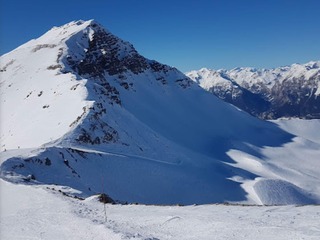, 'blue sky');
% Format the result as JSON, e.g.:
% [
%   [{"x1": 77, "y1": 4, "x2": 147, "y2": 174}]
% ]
[{"x1": 1, "y1": 0, "x2": 319, "y2": 72}]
